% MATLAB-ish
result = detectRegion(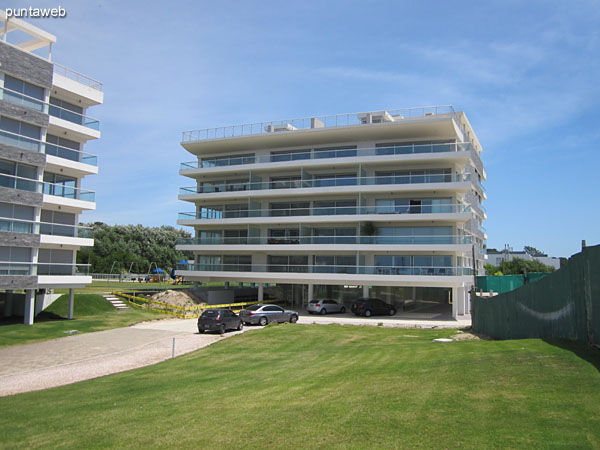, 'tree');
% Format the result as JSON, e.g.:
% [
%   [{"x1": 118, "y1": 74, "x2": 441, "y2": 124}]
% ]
[{"x1": 524, "y1": 245, "x2": 544, "y2": 256}]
